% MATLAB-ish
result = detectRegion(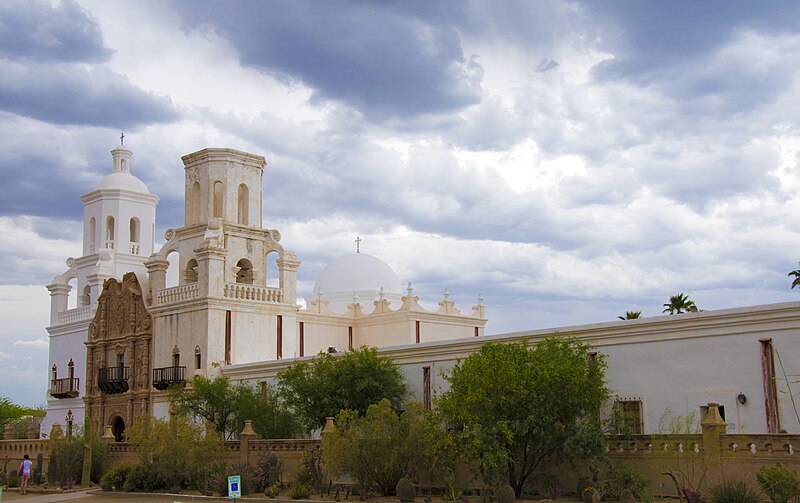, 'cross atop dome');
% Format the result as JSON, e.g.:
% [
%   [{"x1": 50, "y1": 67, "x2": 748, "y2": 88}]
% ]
[{"x1": 355, "y1": 236, "x2": 362, "y2": 253}]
